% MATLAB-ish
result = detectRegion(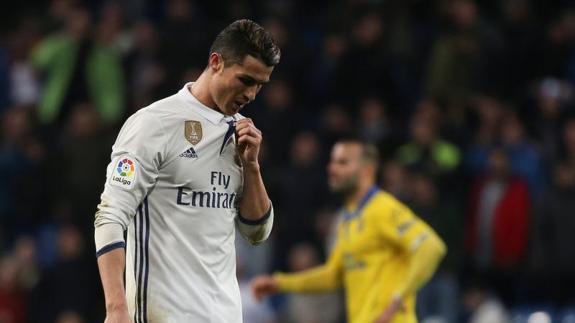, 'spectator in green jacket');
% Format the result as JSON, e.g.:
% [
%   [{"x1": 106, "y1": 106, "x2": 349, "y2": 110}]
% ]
[
  {"x1": 396, "y1": 112, "x2": 461, "y2": 176},
  {"x1": 30, "y1": 5, "x2": 125, "y2": 126}
]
